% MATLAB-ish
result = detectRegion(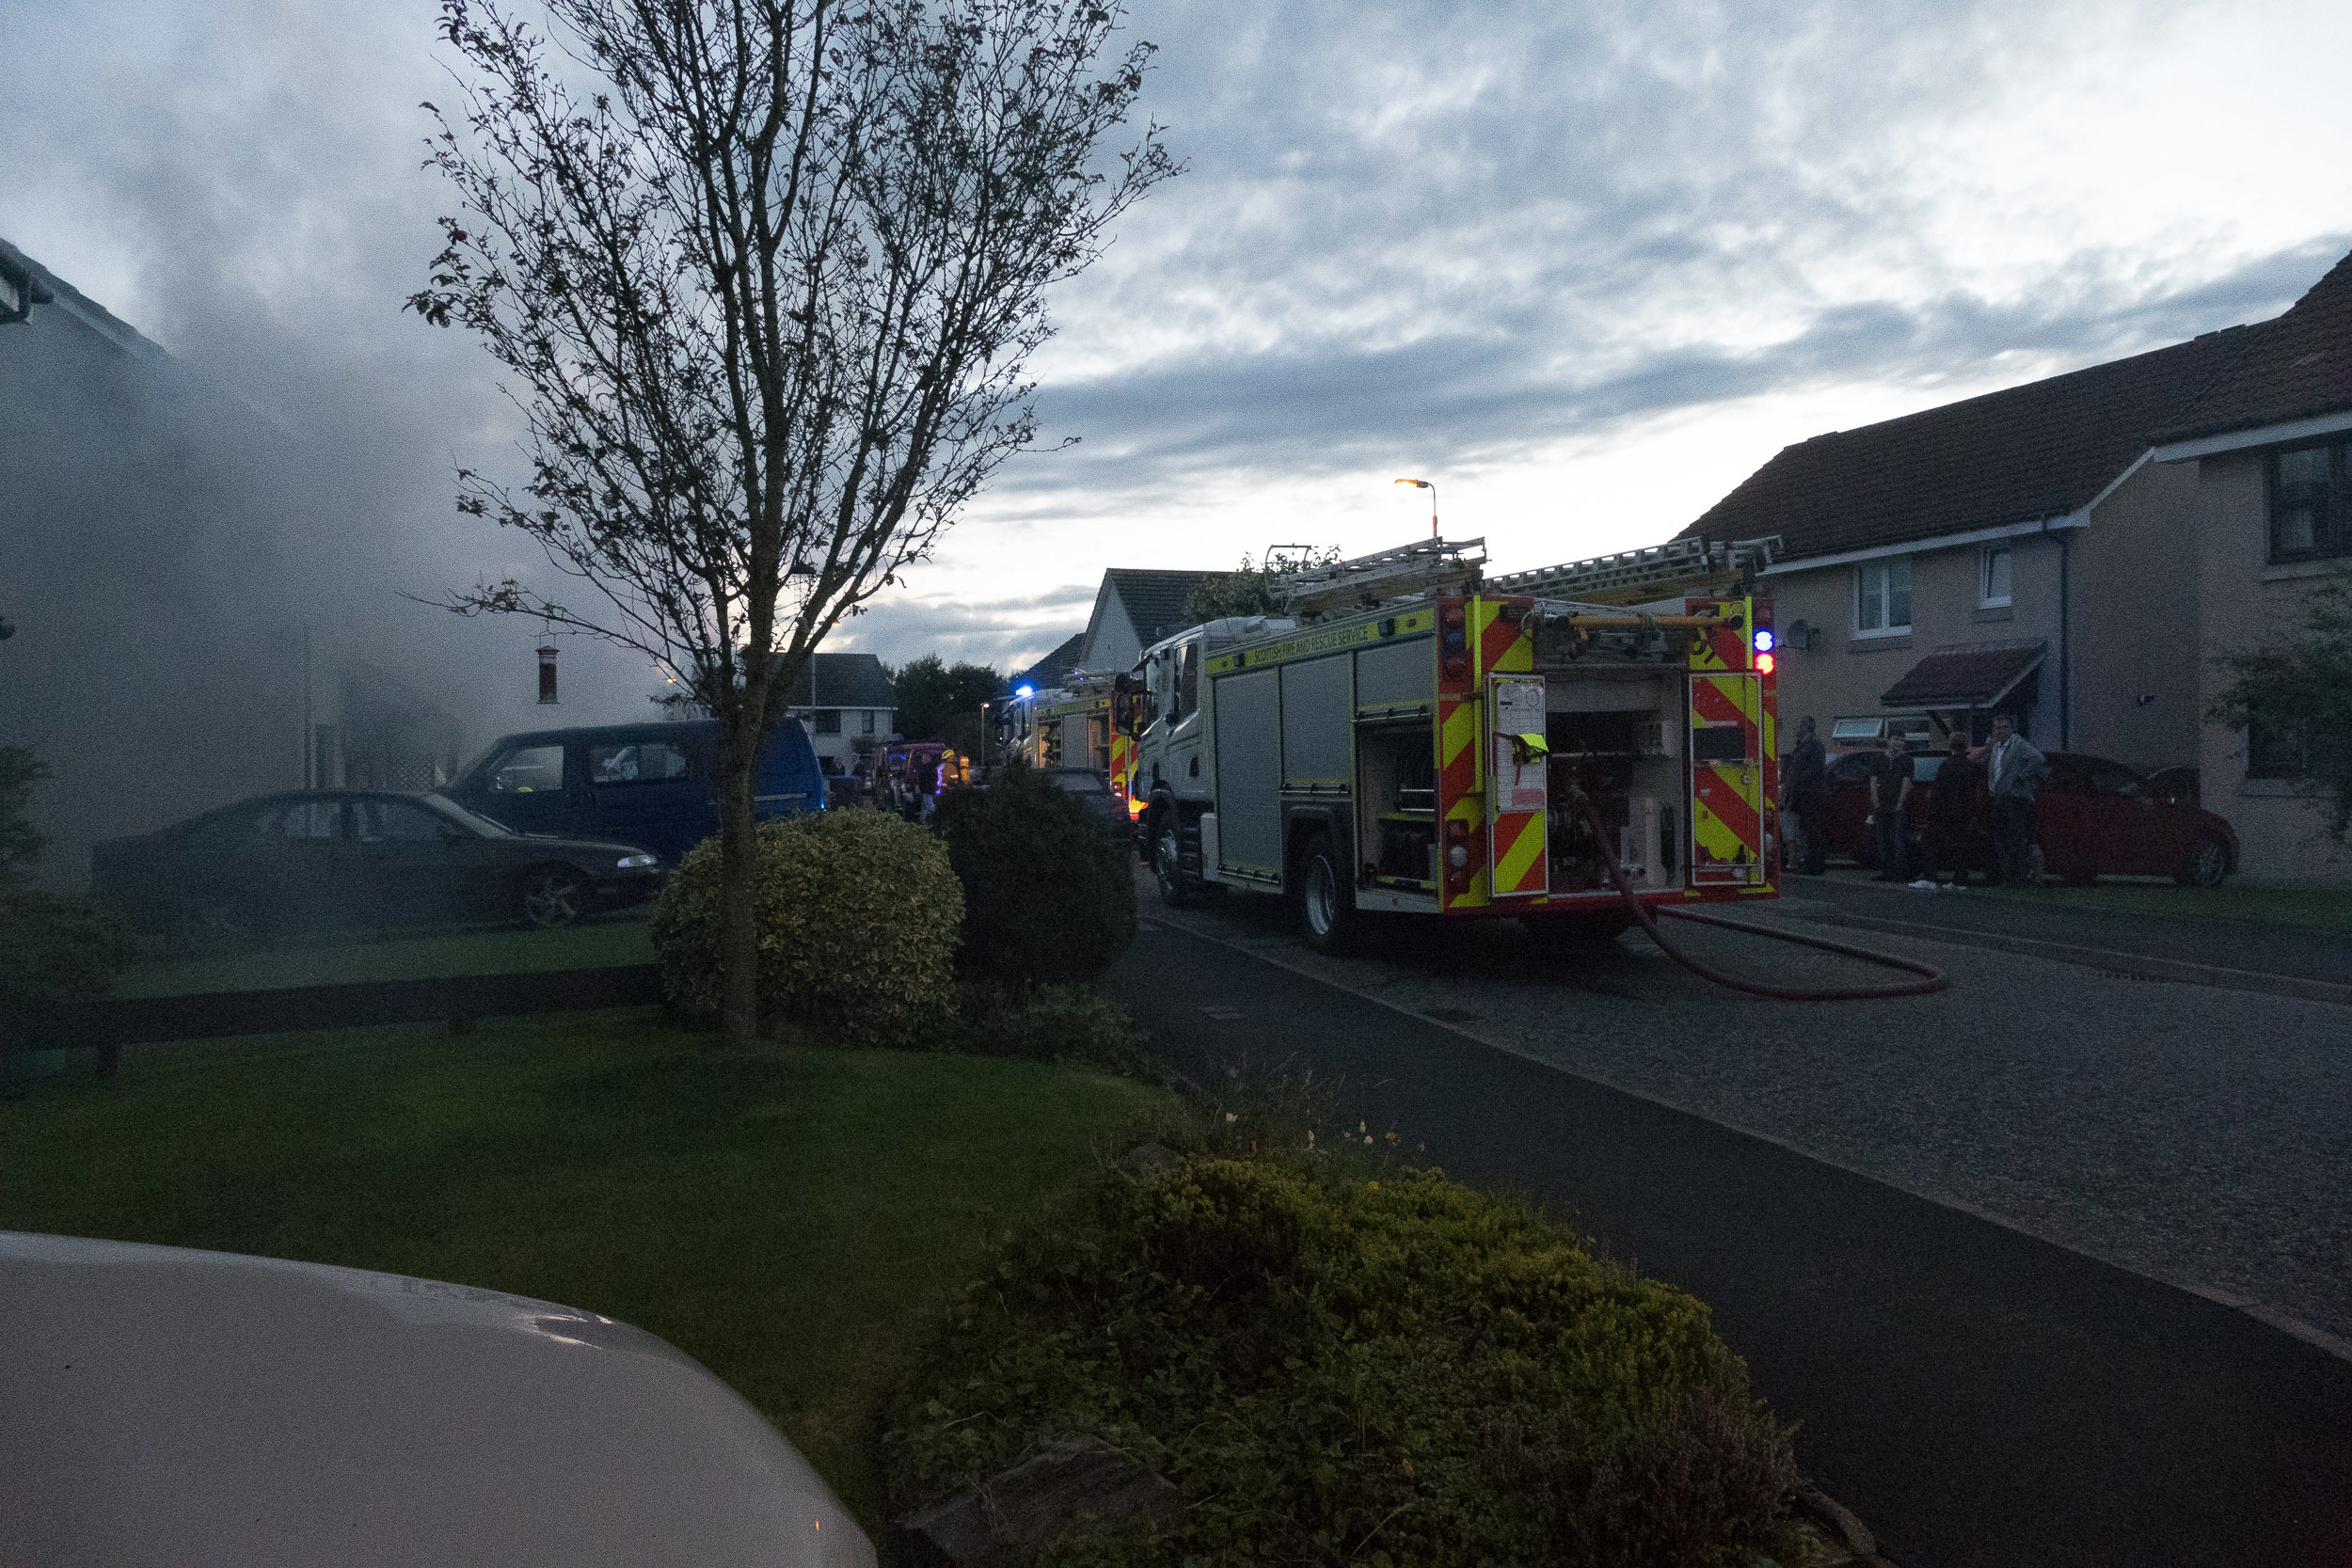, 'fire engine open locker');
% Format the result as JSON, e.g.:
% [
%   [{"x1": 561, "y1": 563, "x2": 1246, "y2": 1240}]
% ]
[{"x1": 1130, "y1": 537, "x2": 1782, "y2": 950}]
